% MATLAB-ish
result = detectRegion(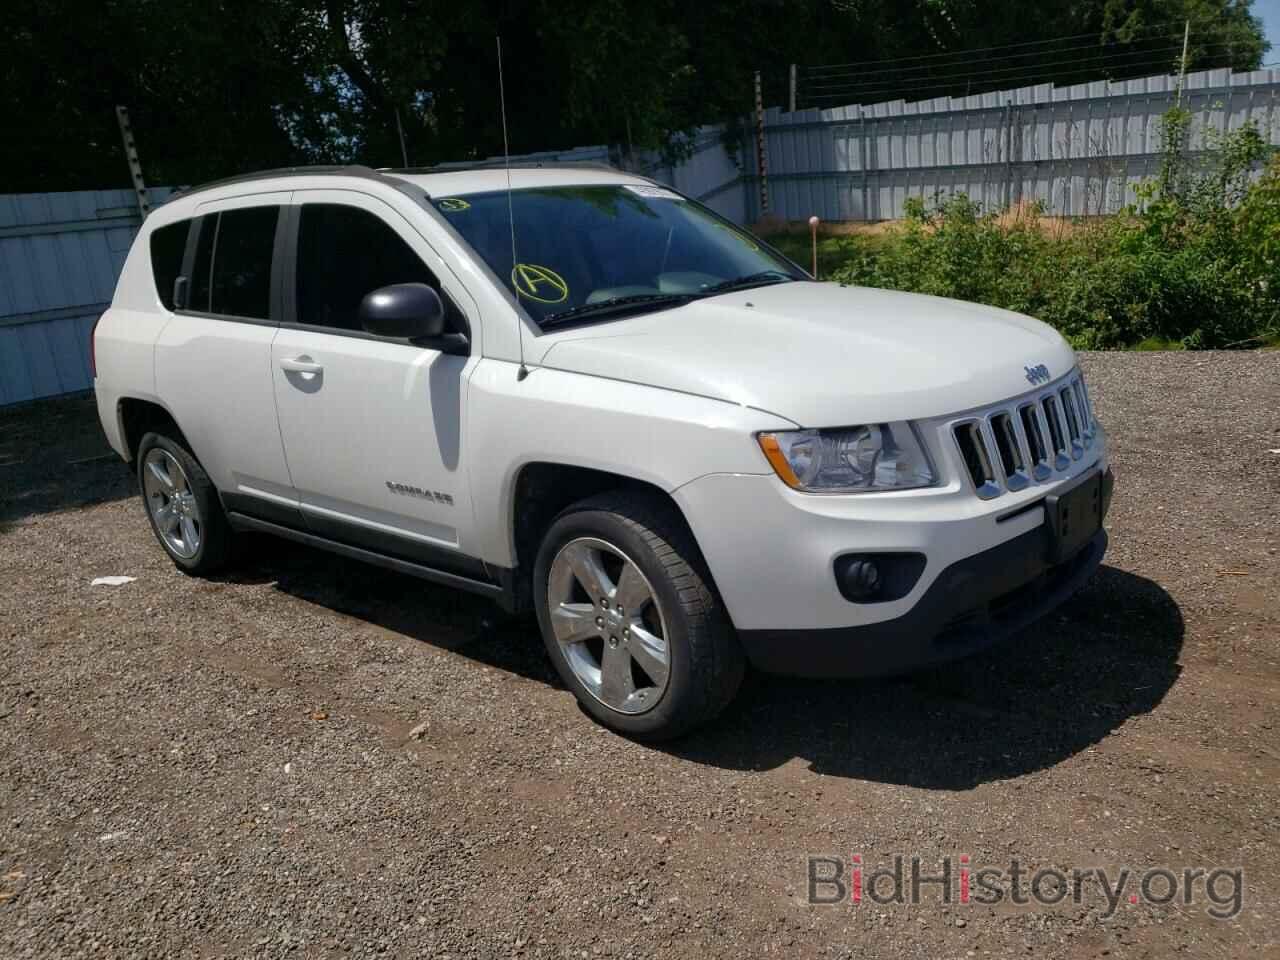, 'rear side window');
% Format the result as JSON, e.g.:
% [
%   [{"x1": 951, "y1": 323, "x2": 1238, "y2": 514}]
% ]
[
  {"x1": 149, "y1": 220, "x2": 190, "y2": 310},
  {"x1": 186, "y1": 206, "x2": 280, "y2": 320},
  {"x1": 210, "y1": 207, "x2": 279, "y2": 320}
]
